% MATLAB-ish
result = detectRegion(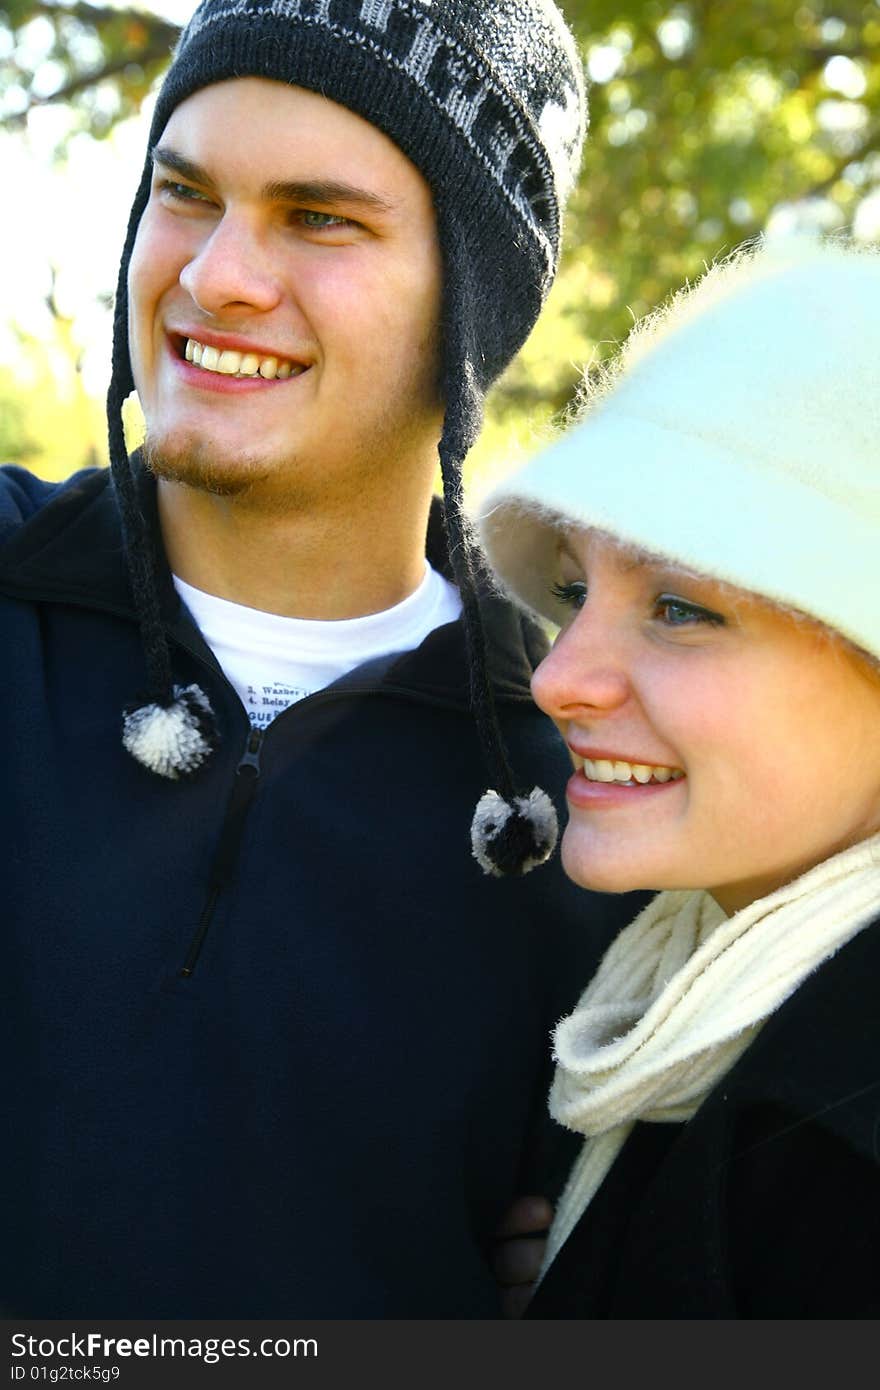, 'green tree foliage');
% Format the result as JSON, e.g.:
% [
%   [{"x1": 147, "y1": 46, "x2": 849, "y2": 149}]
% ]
[
  {"x1": 502, "y1": 0, "x2": 880, "y2": 431},
  {"x1": 0, "y1": 276, "x2": 106, "y2": 478},
  {"x1": 2, "y1": 1, "x2": 880, "y2": 477},
  {"x1": 1, "y1": 0, "x2": 179, "y2": 138},
  {"x1": 0, "y1": 366, "x2": 40, "y2": 461}
]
